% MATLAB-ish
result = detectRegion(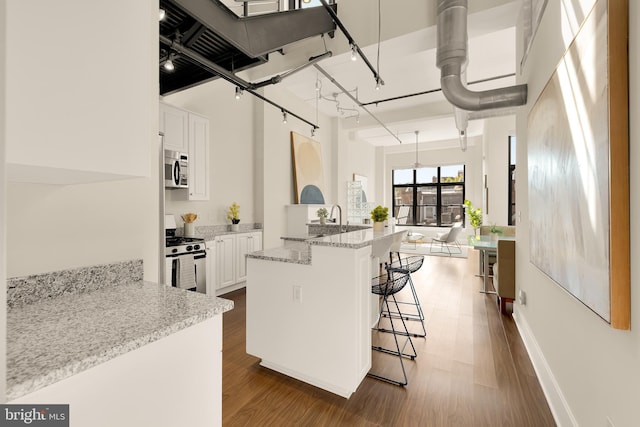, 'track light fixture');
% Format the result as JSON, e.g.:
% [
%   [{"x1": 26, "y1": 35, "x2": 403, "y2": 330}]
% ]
[
  {"x1": 163, "y1": 53, "x2": 175, "y2": 72},
  {"x1": 235, "y1": 86, "x2": 243, "y2": 100},
  {"x1": 159, "y1": 9, "x2": 166, "y2": 21},
  {"x1": 375, "y1": 77, "x2": 382, "y2": 91},
  {"x1": 315, "y1": 78, "x2": 321, "y2": 92},
  {"x1": 350, "y1": 44, "x2": 357, "y2": 62},
  {"x1": 282, "y1": 110, "x2": 288, "y2": 124},
  {"x1": 311, "y1": 127, "x2": 316, "y2": 136}
]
